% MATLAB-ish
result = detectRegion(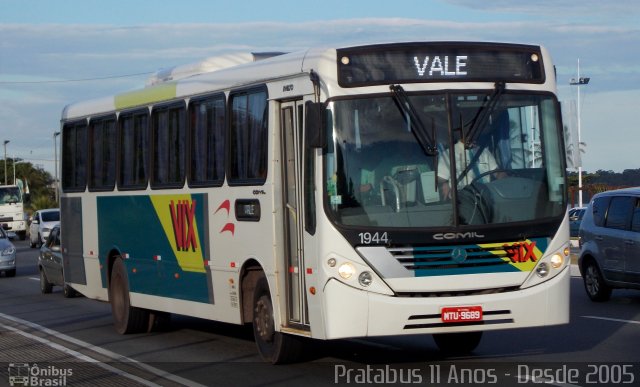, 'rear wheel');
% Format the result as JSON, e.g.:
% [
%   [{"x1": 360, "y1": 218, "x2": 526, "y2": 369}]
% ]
[
  {"x1": 583, "y1": 260, "x2": 612, "y2": 302},
  {"x1": 433, "y1": 331, "x2": 483, "y2": 355},
  {"x1": 109, "y1": 257, "x2": 149, "y2": 334},
  {"x1": 40, "y1": 269, "x2": 53, "y2": 294},
  {"x1": 252, "y1": 276, "x2": 303, "y2": 364},
  {"x1": 63, "y1": 284, "x2": 76, "y2": 298}
]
